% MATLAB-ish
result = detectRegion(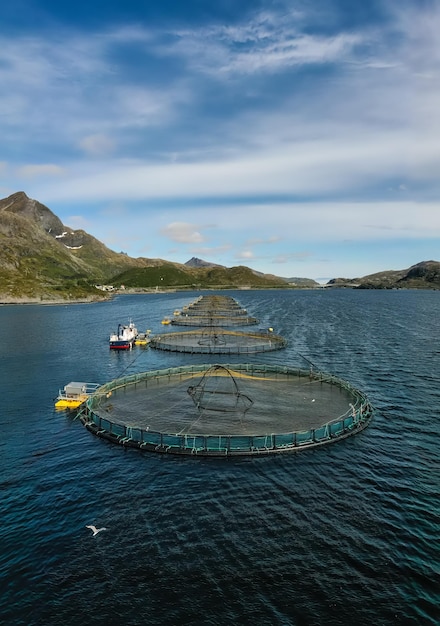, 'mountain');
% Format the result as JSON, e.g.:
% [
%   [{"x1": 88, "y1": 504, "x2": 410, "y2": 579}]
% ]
[
  {"x1": 0, "y1": 192, "x2": 288, "y2": 302},
  {"x1": 327, "y1": 260, "x2": 440, "y2": 289},
  {"x1": 184, "y1": 258, "x2": 320, "y2": 287},
  {"x1": 0, "y1": 192, "x2": 158, "y2": 301},
  {"x1": 1, "y1": 192, "x2": 438, "y2": 303},
  {"x1": 284, "y1": 276, "x2": 320, "y2": 287},
  {"x1": 110, "y1": 261, "x2": 288, "y2": 290},
  {"x1": 184, "y1": 257, "x2": 225, "y2": 269}
]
